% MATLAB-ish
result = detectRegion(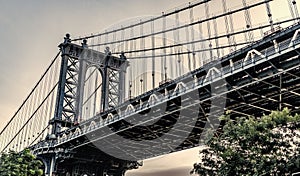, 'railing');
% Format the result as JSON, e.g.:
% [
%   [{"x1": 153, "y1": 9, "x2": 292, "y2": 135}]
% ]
[{"x1": 263, "y1": 26, "x2": 283, "y2": 37}]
